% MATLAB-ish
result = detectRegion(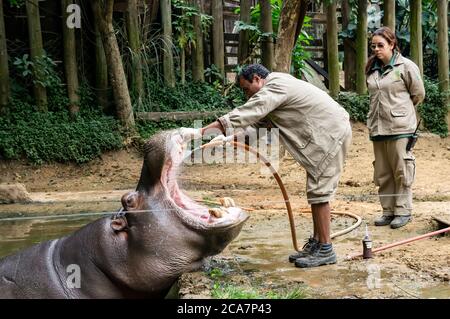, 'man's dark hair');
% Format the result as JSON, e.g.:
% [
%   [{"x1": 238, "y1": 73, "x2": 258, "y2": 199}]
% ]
[{"x1": 237, "y1": 64, "x2": 270, "y2": 83}]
